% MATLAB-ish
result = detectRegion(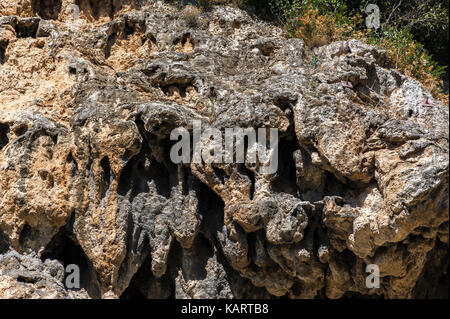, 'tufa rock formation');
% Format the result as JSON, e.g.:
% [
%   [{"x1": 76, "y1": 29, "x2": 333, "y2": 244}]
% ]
[{"x1": 0, "y1": 0, "x2": 448, "y2": 299}]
